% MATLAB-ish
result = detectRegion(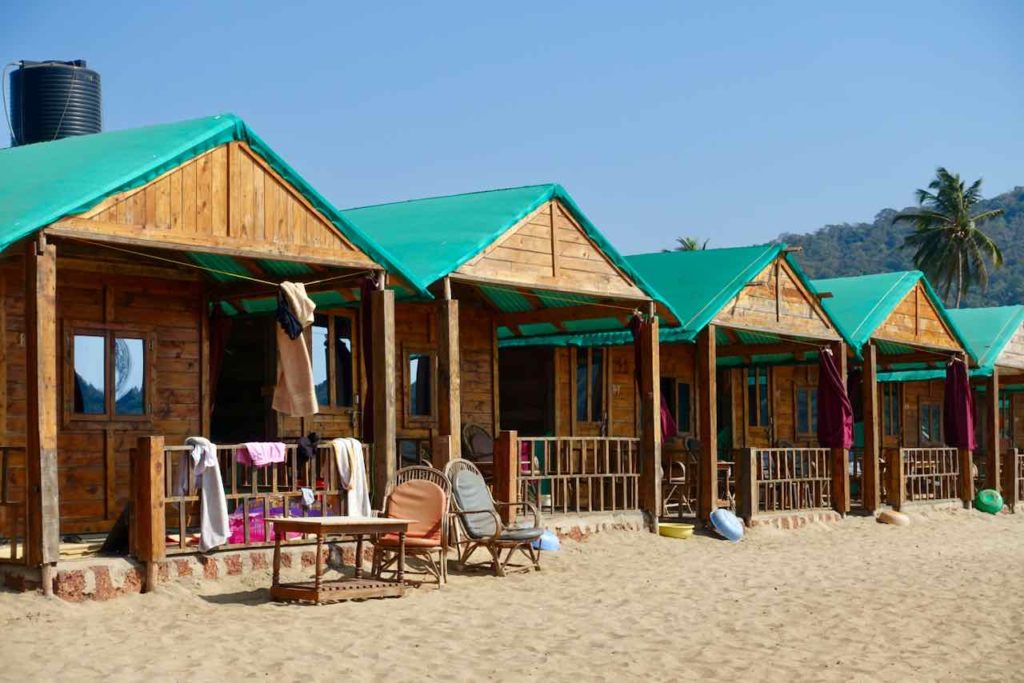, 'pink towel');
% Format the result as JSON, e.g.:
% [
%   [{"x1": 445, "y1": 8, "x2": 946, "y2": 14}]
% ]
[{"x1": 235, "y1": 442, "x2": 287, "y2": 467}]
